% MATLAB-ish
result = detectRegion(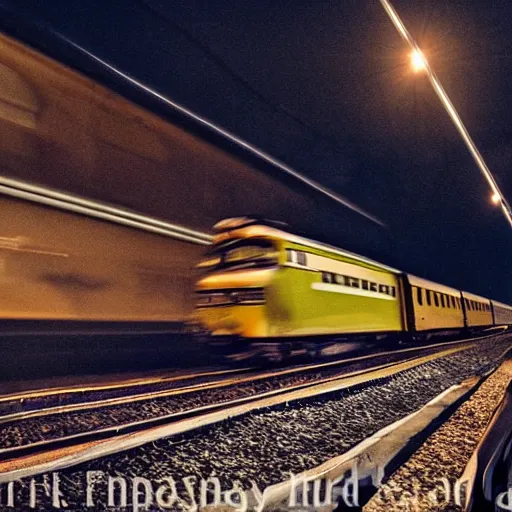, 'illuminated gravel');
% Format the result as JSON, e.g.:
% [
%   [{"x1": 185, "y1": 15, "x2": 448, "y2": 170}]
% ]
[
  {"x1": 364, "y1": 360, "x2": 512, "y2": 512},
  {"x1": 6, "y1": 335, "x2": 511, "y2": 511},
  {"x1": 0, "y1": 347, "x2": 448, "y2": 450}
]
